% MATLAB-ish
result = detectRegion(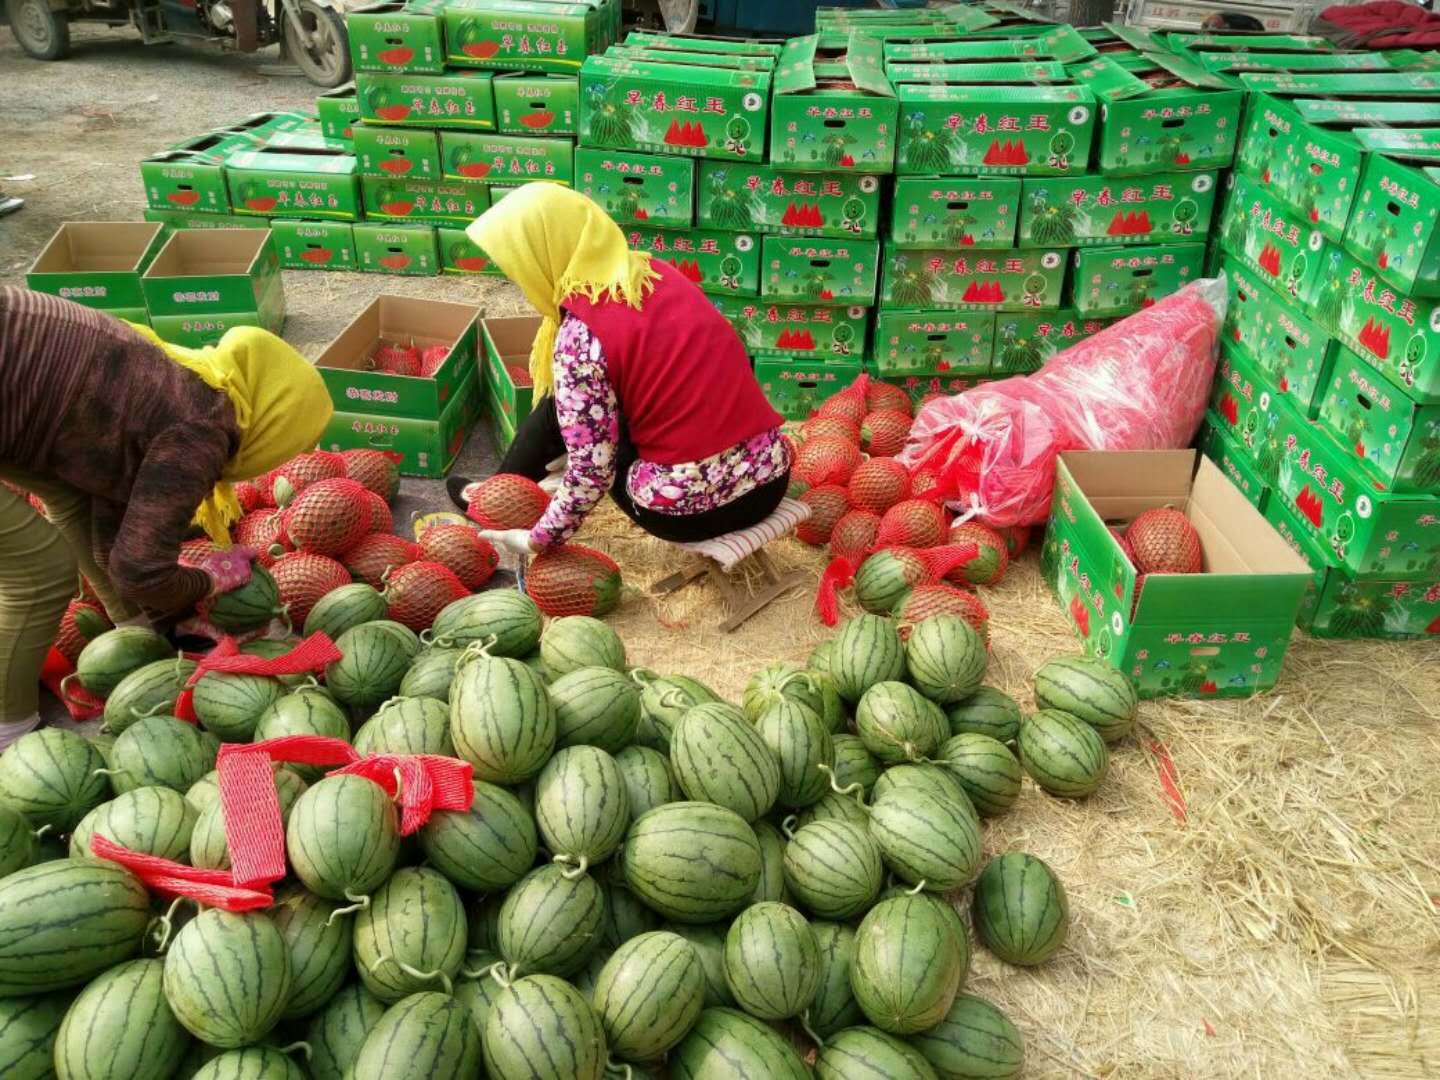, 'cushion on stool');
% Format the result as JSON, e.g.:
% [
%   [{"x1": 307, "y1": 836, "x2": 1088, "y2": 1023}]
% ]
[{"x1": 672, "y1": 498, "x2": 812, "y2": 572}]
